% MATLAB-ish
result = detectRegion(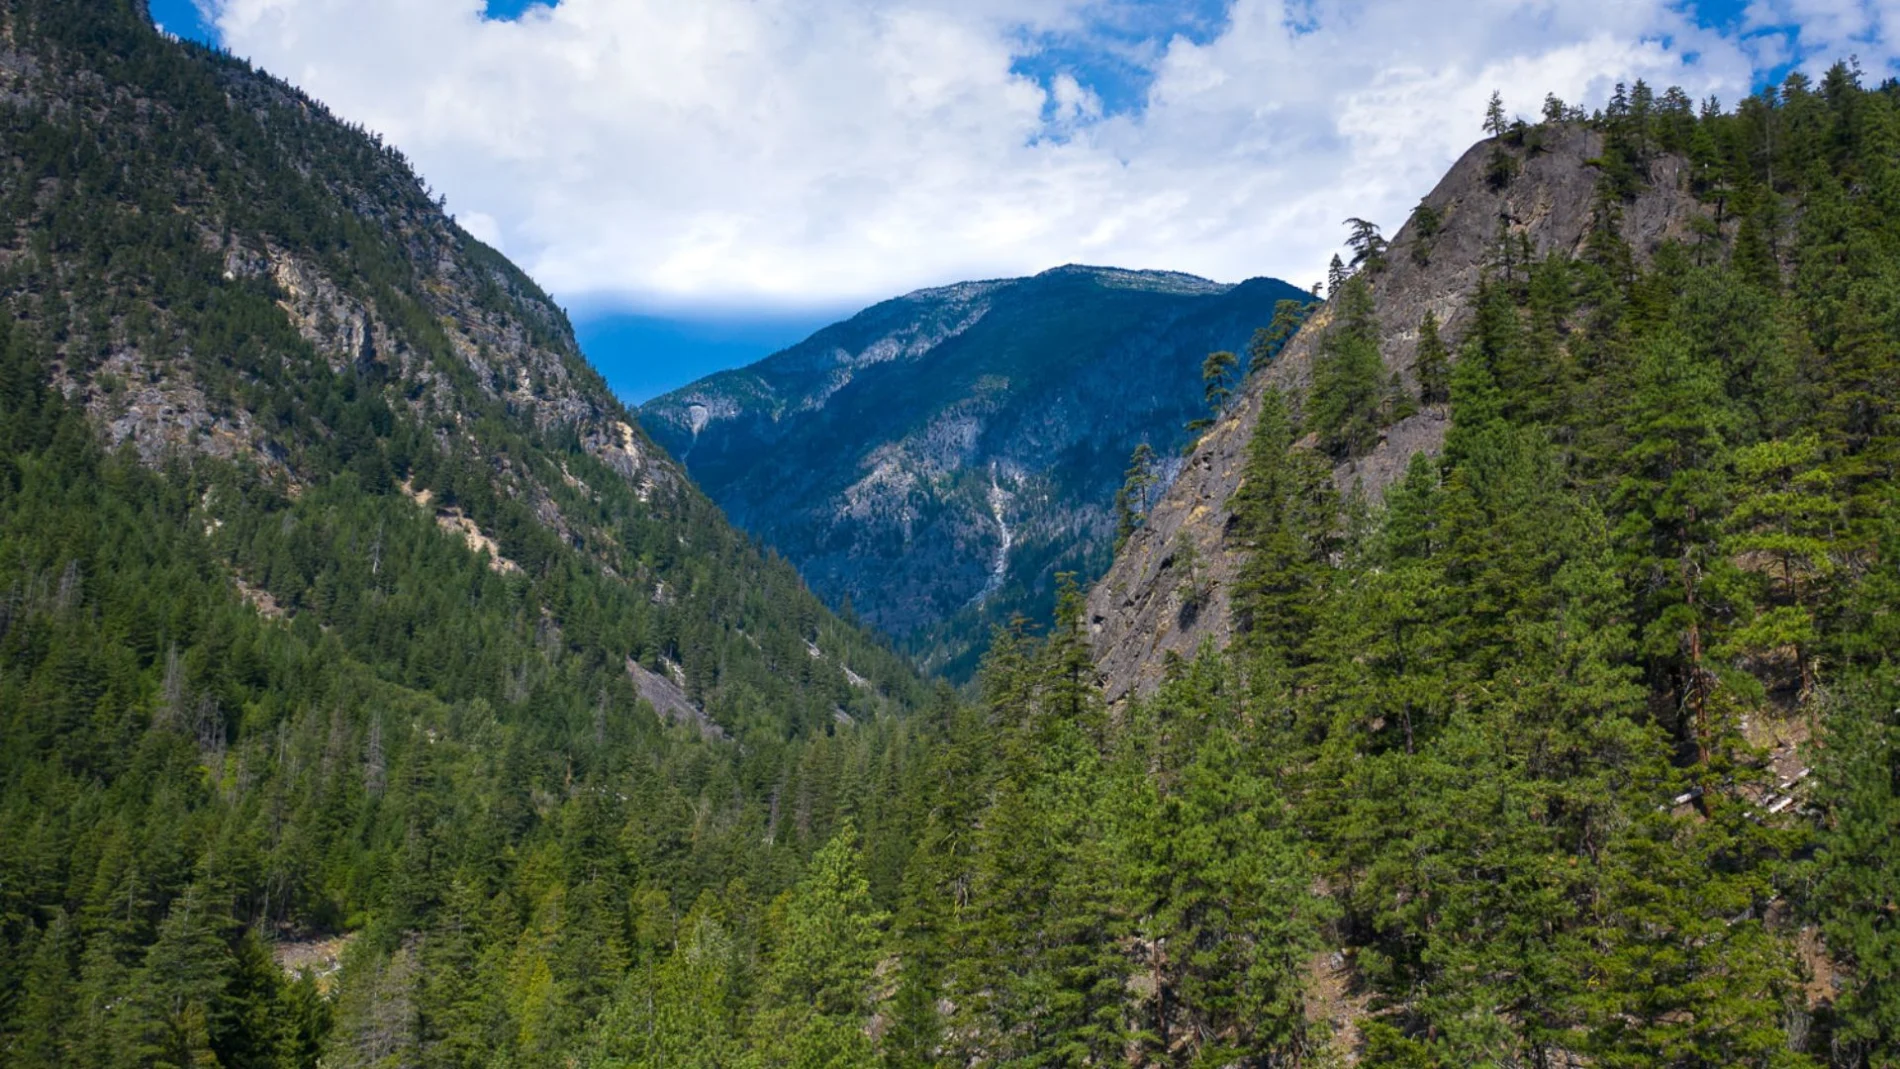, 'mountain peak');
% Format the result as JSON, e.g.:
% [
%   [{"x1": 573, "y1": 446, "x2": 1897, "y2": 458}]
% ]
[
  {"x1": 643, "y1": 265, "x2": 1307, "y2": 675},
  {"x1": 1088, "y1": 122, "x2": 1712, "y2": 705},
  {"x1": 1033, "y1": 263, "x2": 1232, "y2": 295}
]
